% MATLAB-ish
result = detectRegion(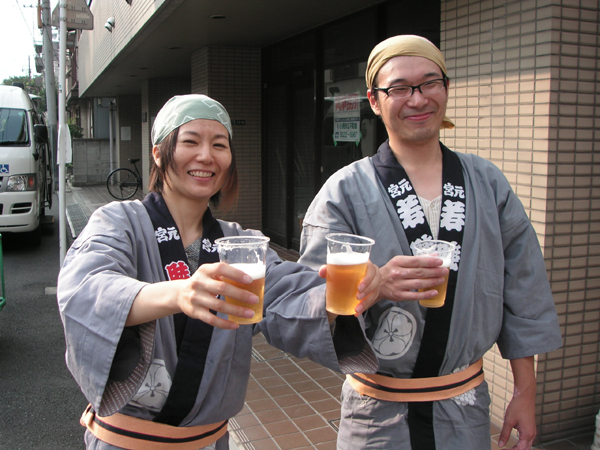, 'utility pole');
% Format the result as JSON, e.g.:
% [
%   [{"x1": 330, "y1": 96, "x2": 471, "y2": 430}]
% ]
[
  {"x1": 58, "y1": 0, "x2": 67, "y2": 264},
  {"x1": 40, "y1": 0, "x2": 58, "y2": 181},
  {"x1": 52, "y1": 0, "x2": 93, "y2": 264}
]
